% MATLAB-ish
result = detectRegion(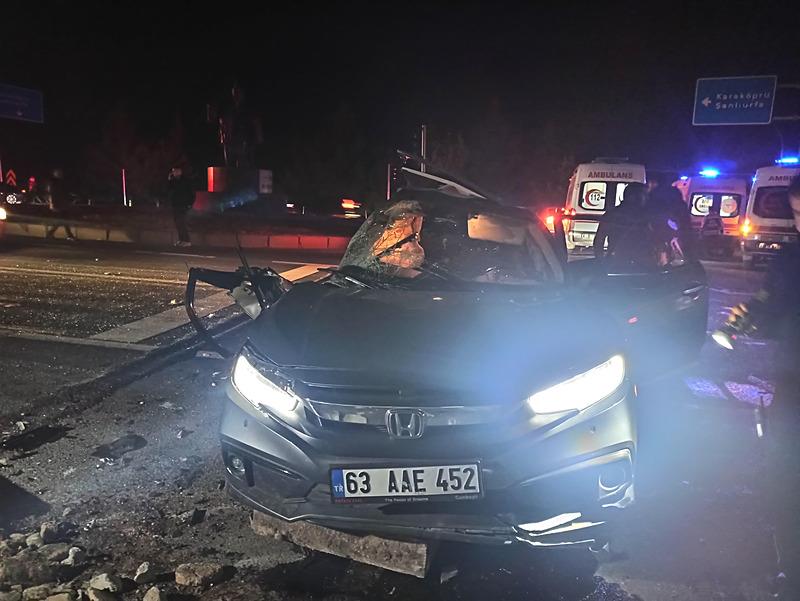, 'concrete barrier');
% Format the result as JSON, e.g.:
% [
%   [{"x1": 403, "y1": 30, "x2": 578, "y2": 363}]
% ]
[{"x1": 4, "y1": 217, "x2": 351, "y2": 253}]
